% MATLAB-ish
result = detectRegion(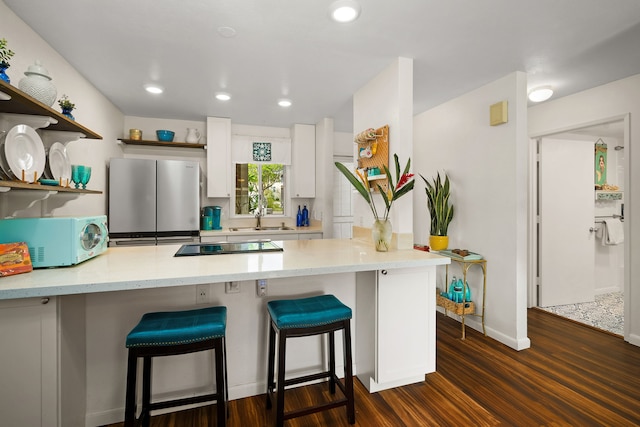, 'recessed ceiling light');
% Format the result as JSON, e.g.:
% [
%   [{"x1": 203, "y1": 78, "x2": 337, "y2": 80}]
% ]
[
  {"x1": 528, "y1": 86, "x2": 553, "y2": 102},
  {"x1": 278, "y1": 99, "x2": 292, "y2": 107},
  {"x1": 144, "y1": 84, "x2": 164, "y2": 94},
  {"x1": 215, "y1": 92, "x2": 231, "y2": 101},
  {"x1": 329, "y1": 0, "x2": 361, "y2": 23}
]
